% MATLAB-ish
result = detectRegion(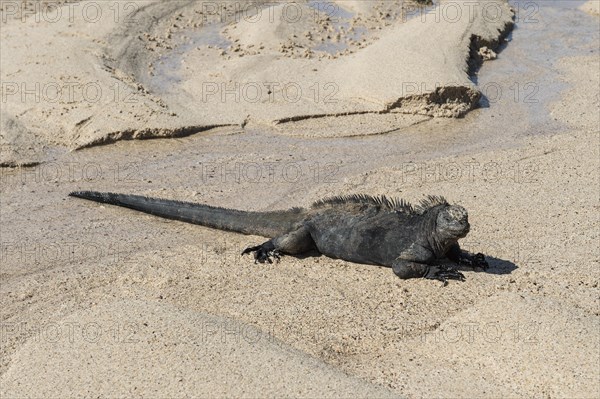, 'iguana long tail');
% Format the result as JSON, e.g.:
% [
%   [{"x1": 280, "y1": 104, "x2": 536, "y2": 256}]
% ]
[{"x1": 69, "y1": 191, "x2": 304, "y2": 237}]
